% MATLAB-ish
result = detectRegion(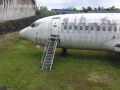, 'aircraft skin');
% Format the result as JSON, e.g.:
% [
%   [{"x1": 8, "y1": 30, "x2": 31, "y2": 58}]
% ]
[{"x1": 19, "y1": 13, "x2": 120, "y2": 52}]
